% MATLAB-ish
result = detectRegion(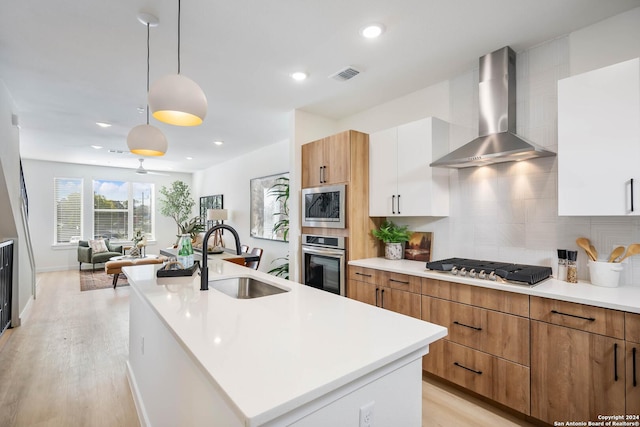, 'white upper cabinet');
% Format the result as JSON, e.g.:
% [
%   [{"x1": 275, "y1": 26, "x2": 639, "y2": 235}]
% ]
[
  {"x1": 558, "y1": 58, "x2": 640, "y2": 216},
  {"x1": 369, "y1": 117, "x2": 450, "y2": 217}
]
